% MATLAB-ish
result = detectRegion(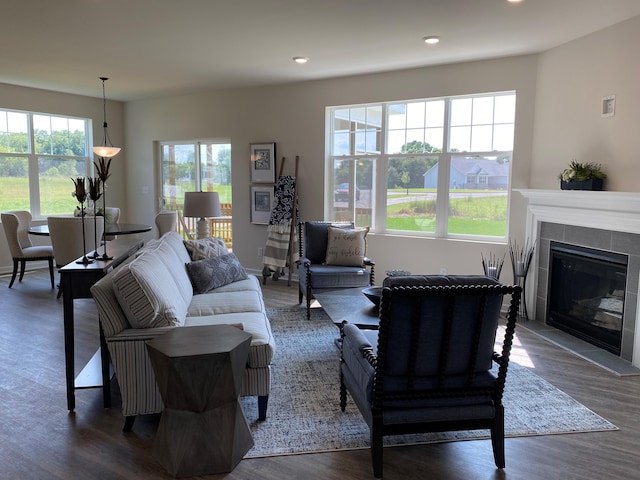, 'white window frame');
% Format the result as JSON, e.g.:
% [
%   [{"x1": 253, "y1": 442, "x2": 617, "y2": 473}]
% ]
[
  {"x1": 0, "y1": 108, "x2": 92, "y2": 219},
  {"x1": 327, "y1": 91, "x2": 515, "y2": 241}
]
